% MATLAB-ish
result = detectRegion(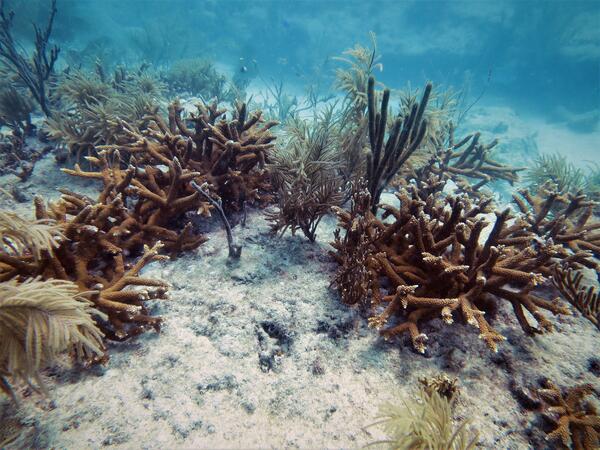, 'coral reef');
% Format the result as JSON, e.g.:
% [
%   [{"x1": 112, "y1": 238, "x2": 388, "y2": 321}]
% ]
[
  {"x1": 536, "y1": 380, "x2": 600, "y2": 450},
  {"x1": 512, "y1": 185, "x2": 600, "y2": 271},
  {"x1": 94, "y1": 99, "x2": 278, "y2": 211},
  {"x1": 414, "y1": 126, "x2": 524, "y2": 193},
  {"x1": 552, "y1": 266, "x2": 599, "y2": 330},
  {"x1": 60, "y1": 152, "x2": 209, "y2": 254},
  {"x1": 331, "y1": 177, "x2": 572, "y2": 353},
  {"x1": 0, "y1": 0, "x2": 58, "y2": 116},
  {"x1": 0, "y1": 196, "x2": 170, "y2": 342}
]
